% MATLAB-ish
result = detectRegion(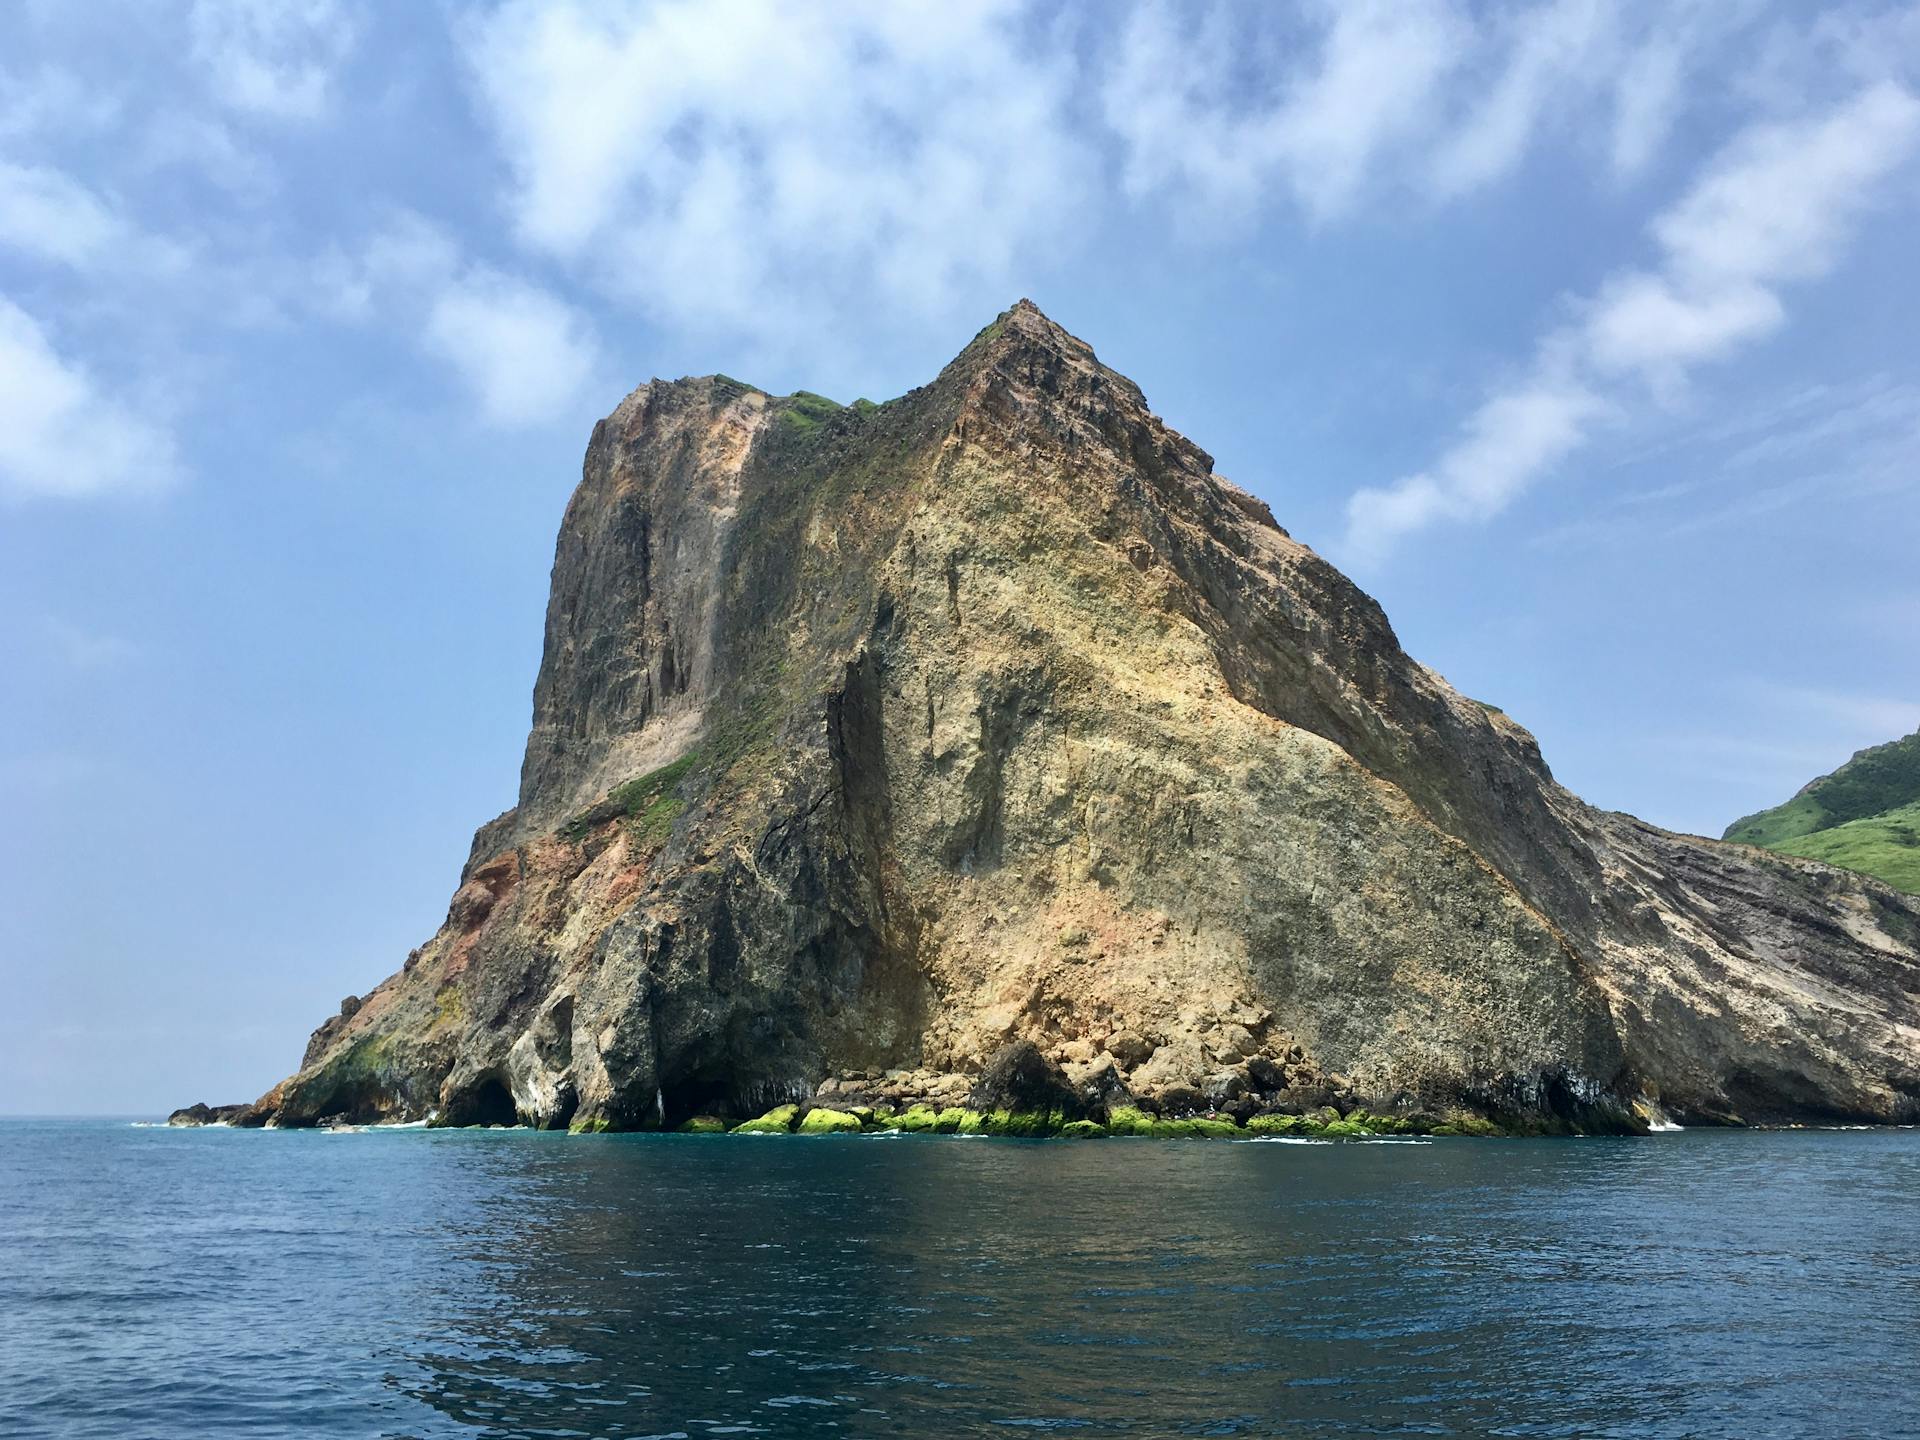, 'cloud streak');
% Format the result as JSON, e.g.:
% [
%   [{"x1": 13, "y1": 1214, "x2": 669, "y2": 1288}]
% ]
[
  {"x1": 1343, "y1": 82, "x2": 1920, "y2": 563},
  {"x1": 0, "y1": 298, "x2": 181, "y2": 501},
  {"x1": 324, "y1": 215, "x2": 603, "y2": 428}
]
